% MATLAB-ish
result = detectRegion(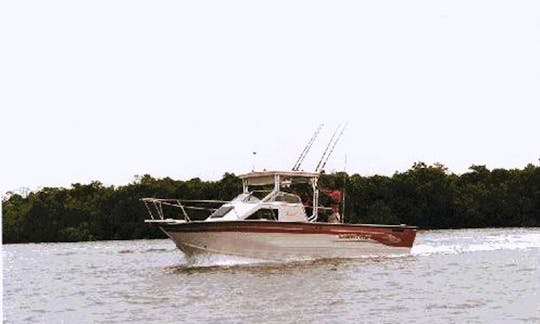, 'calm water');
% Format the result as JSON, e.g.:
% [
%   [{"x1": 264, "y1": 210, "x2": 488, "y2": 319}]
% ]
[{"x1": 3, "y1": 228, "x2": 540, "y2": 323}]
